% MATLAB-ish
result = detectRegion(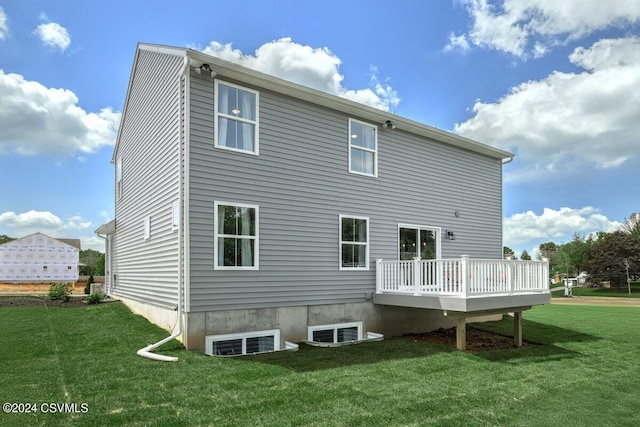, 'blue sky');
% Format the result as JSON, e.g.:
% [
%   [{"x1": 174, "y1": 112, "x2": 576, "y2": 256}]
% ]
[{"x1": 0, "y1": 0, "x2": 639, "y2": 254}]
